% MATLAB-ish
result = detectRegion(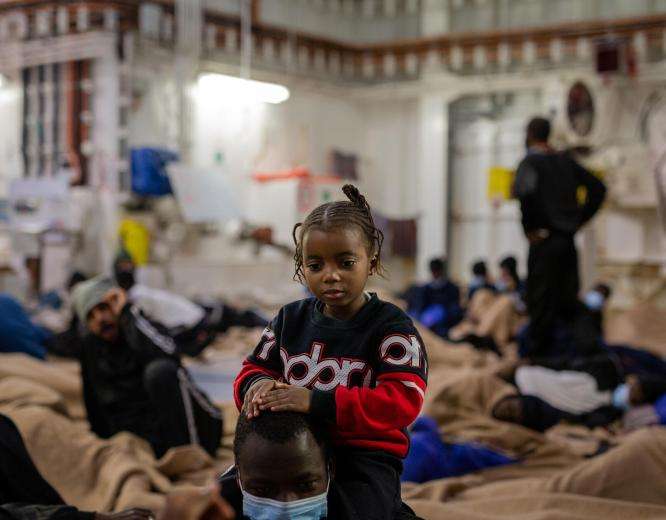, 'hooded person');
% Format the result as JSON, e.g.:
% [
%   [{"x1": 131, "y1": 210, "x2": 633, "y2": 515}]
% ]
[{"x1": 72, "y1": 277, "x2": 223, "y2": 457}]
